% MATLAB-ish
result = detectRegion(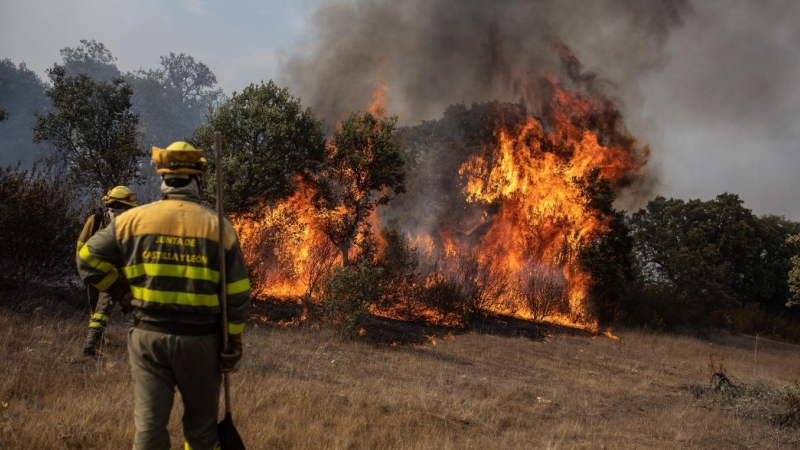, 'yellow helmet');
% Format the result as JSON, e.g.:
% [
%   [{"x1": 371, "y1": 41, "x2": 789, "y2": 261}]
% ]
[
  {"x1": 152, "y1": 141, "x2": 207, "y2": 175},
  {"x1": 102, "y1": 186, "x2": 138, "y2": 207}
]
